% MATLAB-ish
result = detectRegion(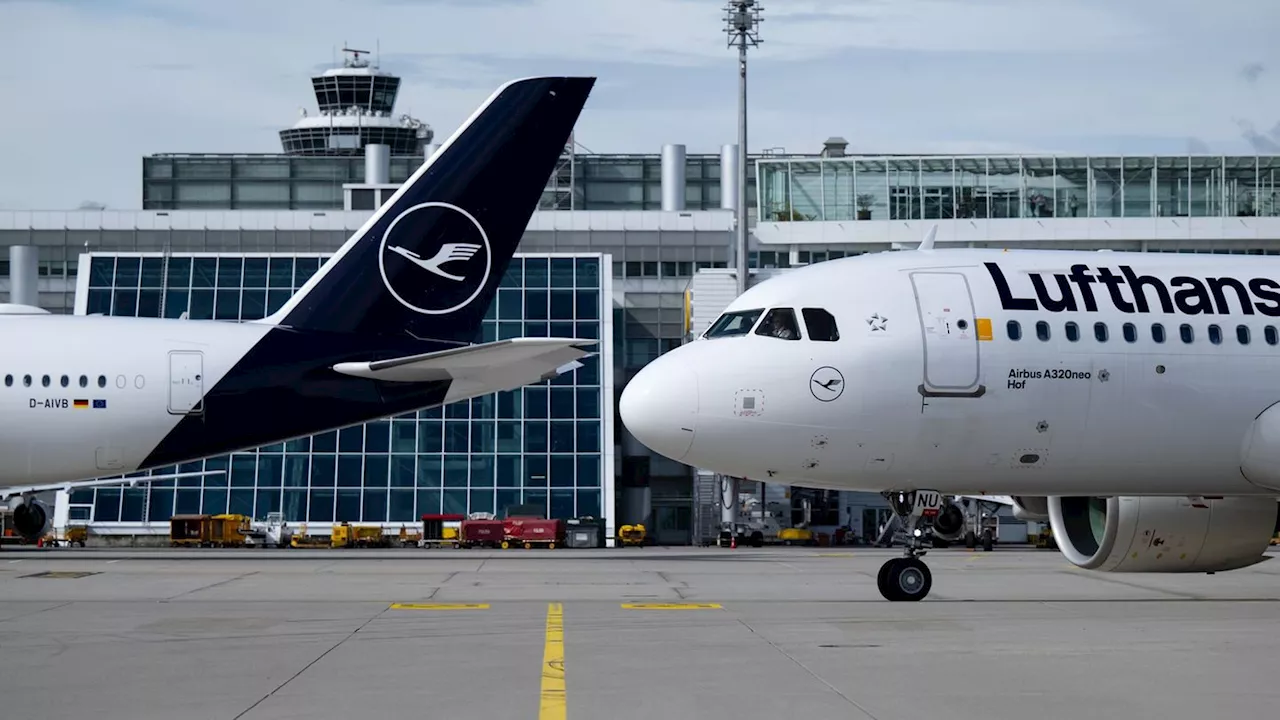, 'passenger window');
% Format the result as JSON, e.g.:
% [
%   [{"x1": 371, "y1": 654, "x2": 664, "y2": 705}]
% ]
[
  {"x1": 1180, "y1": 324, "x2": 1194, "y2": 343},
  {"x1": 1006, "y1": 320, "x2": 1021, "y2": 341},
  {"x1": 98, "y1": 375, "x2": 107, "y2": 388},
  {"x1": 79, "y1": 375, "x2": 88, "y2": 388},
  {"x1": 60, "y1": 375, "x2": 69, "y2": 388},
  {"x1": 1151, "y1": 323, "x2": 1166, "y2": 344},
  {"x1": 1267, "y1": 326, "x2": 1279, "y2": 346},
  {"x1": 1035, "y1": 321, "x2": 1050, "y2": 341},
  {"x1": 22, "y1": 375, "x2": 31, "y2": 387},
  {"x1": 3, "y1": 374, "x2": 10, "y2": 387},
  {"x1": 1065, "y1": 322, "x2": 1079, "y2": 342},
  {"x1": 705, "y1": 309, "x2": 763, "y2": 338},
  {"x1": 1238, "y1": 325, "x2": 1251, "y2": 345},
  {"x1": 1094, "y1": 322, "x2": 1108, "y2": 342},
  {"x1": 754, "y1": 308, "x2": 802, "y2": 341},
  {"x1": 1122, "y1": 323, "x2": 1137, "y2": 343},
  {"x1": 801, "y1": 308, "x2": 839, "y2": 342},
  {"x1": 41, "y1": 375, "x2": 50, "y2": 387},
  {"x1": 1208, "y1": 324, "x2": 1222, "y2": 345}
]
